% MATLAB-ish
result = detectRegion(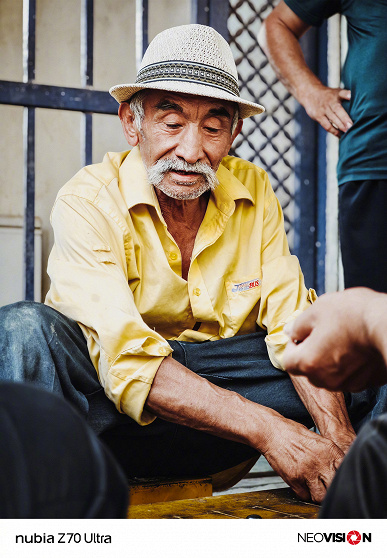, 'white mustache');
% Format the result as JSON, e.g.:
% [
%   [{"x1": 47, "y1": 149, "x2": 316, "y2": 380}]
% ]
[{"x1": 147, "y1": 158, "x2": 219, "y2": 189}]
